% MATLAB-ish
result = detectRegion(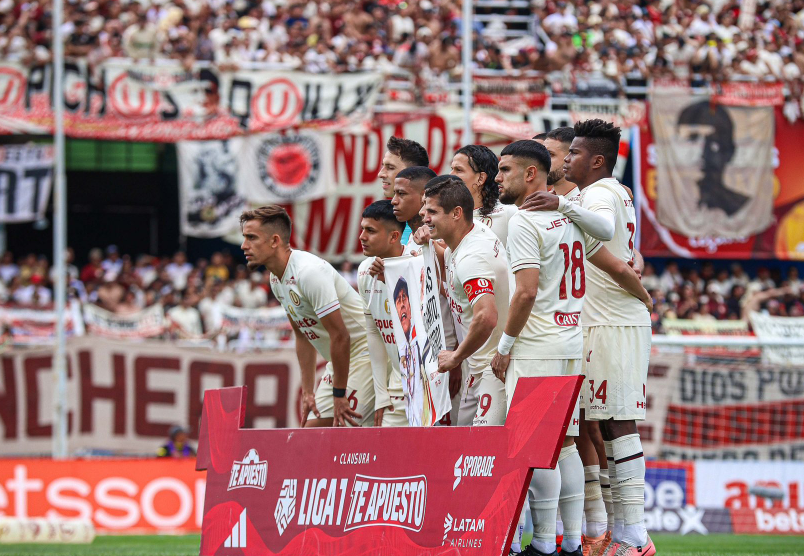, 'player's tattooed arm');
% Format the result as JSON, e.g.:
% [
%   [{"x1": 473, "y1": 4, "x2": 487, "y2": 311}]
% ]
[
  {"x1": 320, "y1": 309, "x2": 364, "y2": 427},
  {"x1": 291, "y1": 319, "x2": 320, "y2": 427},
  {"x1": 588, "y1": 246, "x2": 653, "y2": 313},
  {"x1": 492, "y1": 268, "x2": 540, "y2": 381},
  {"x1": 437, "y1": 294, "x2": 497, "y2": 373}
]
